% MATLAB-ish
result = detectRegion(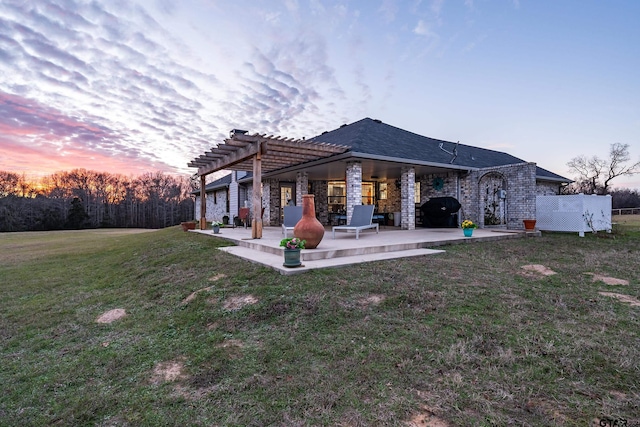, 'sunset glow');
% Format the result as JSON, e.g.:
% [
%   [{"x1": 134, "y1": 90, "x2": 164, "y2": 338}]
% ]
[{"x1": 1, "y1": 0, "x2": 638, "y2": 188}]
